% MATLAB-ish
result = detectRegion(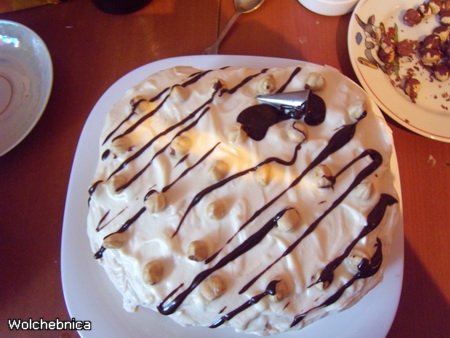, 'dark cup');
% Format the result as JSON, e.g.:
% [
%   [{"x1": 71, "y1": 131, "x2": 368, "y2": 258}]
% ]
[{"x1": 92, "y1": 0, "x2": 152, "y2": 14}]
